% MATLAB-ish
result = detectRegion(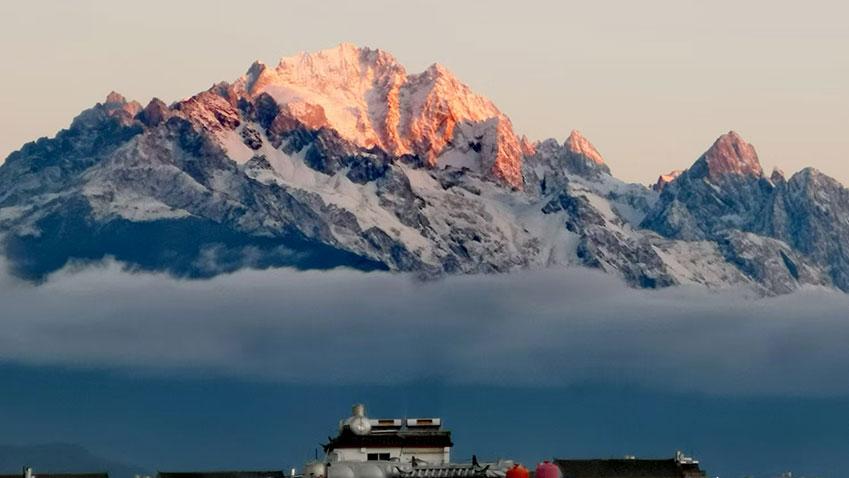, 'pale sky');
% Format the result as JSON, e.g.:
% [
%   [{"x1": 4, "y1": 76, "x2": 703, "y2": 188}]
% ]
[{"x1": 1, "y1": 0, "x2": 847, "y2": 185}]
